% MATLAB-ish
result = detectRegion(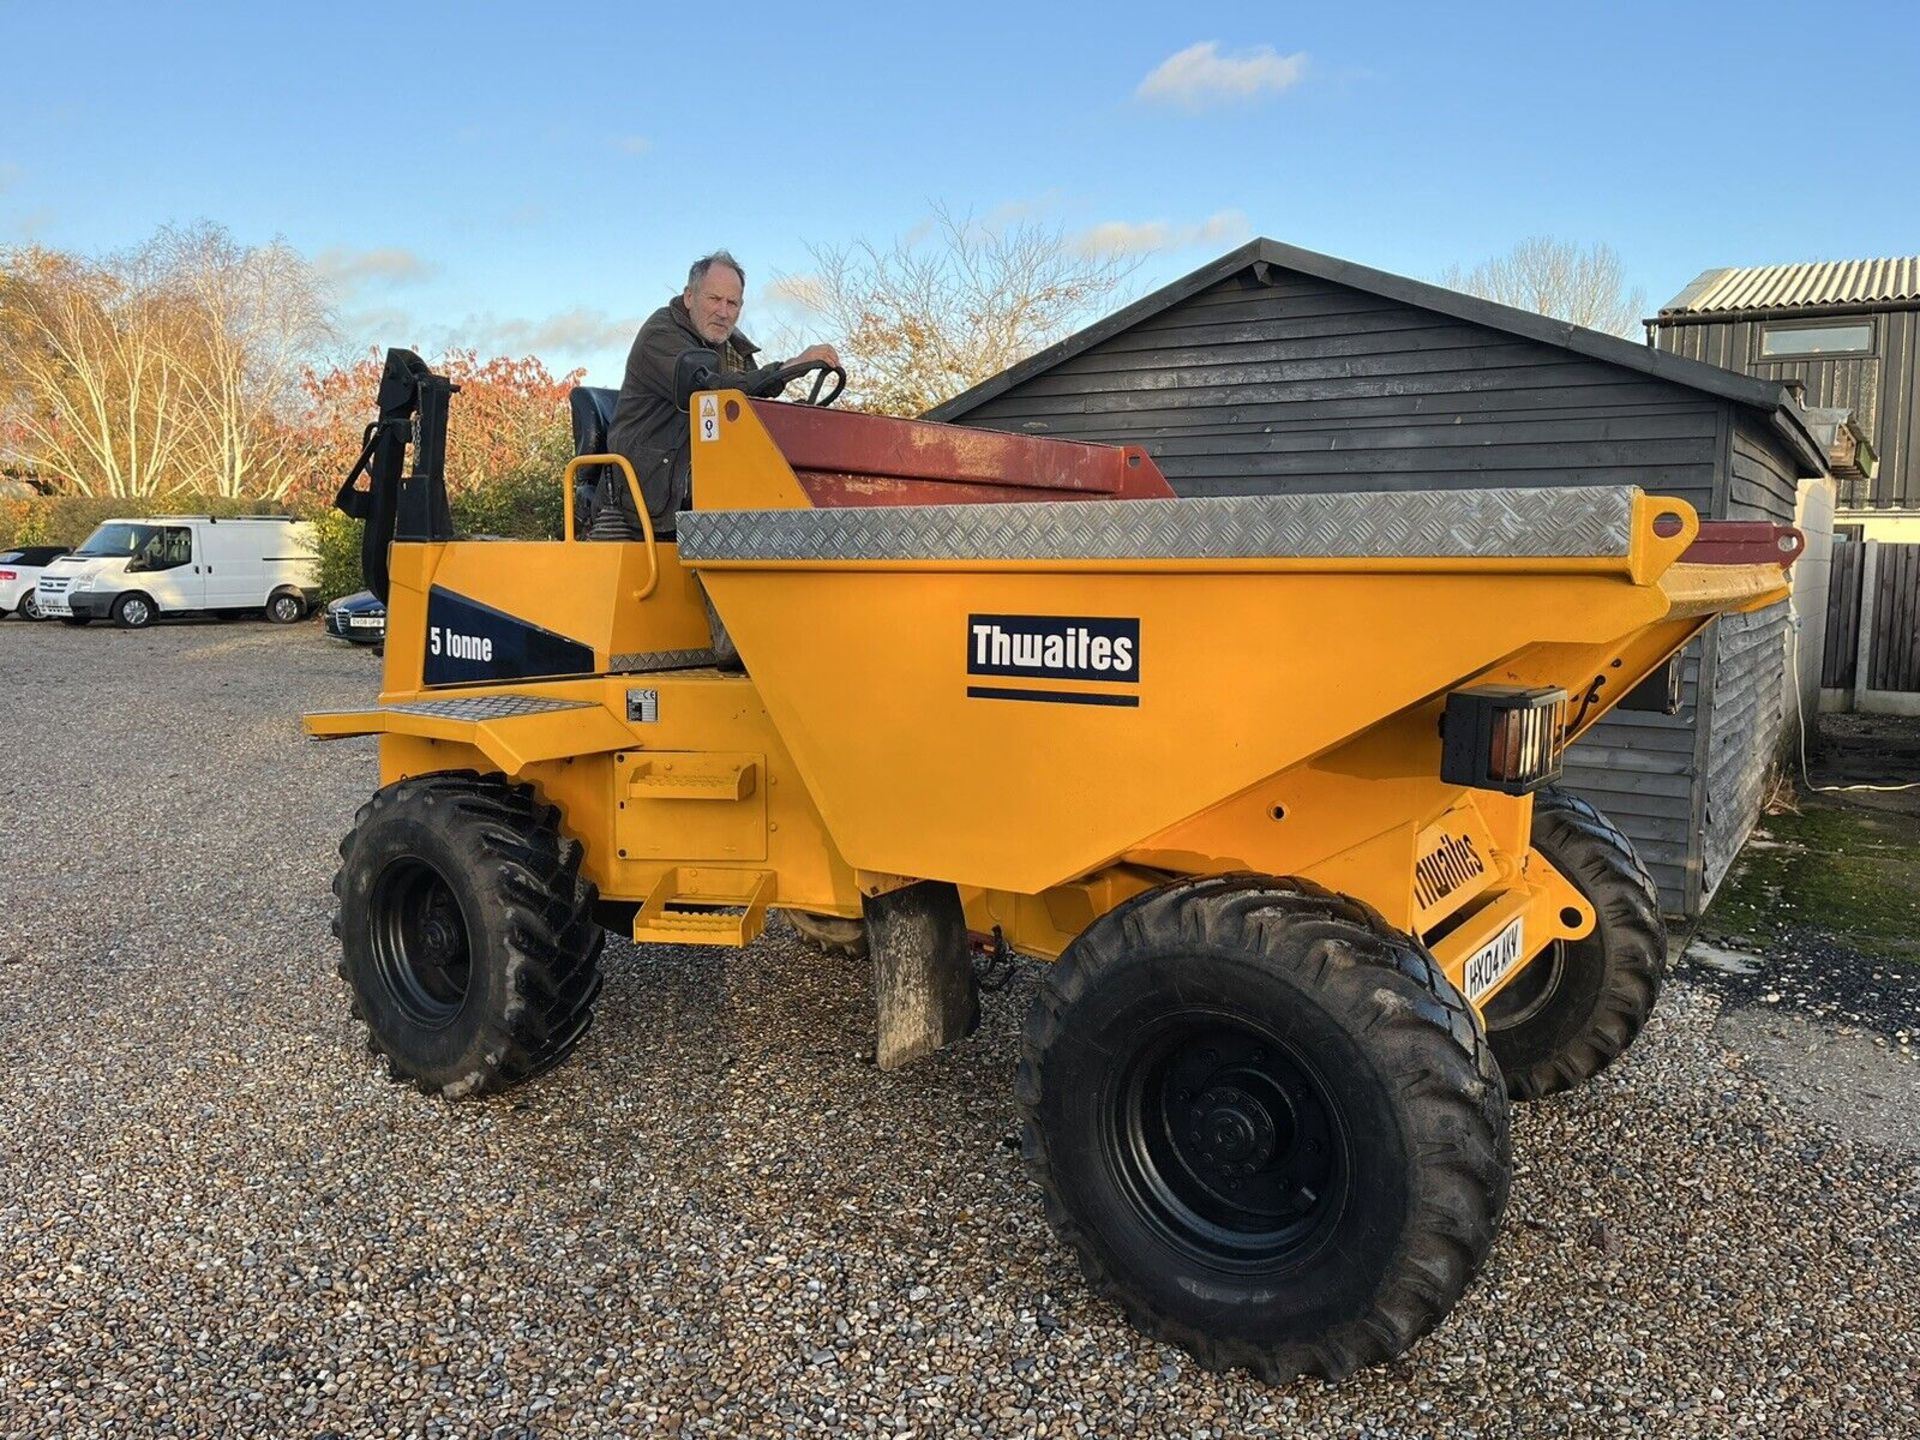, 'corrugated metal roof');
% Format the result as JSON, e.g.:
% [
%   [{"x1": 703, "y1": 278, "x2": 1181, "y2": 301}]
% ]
[{"x1": 1660, "y1": 257, "x2": 1920, "y2": 316}]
